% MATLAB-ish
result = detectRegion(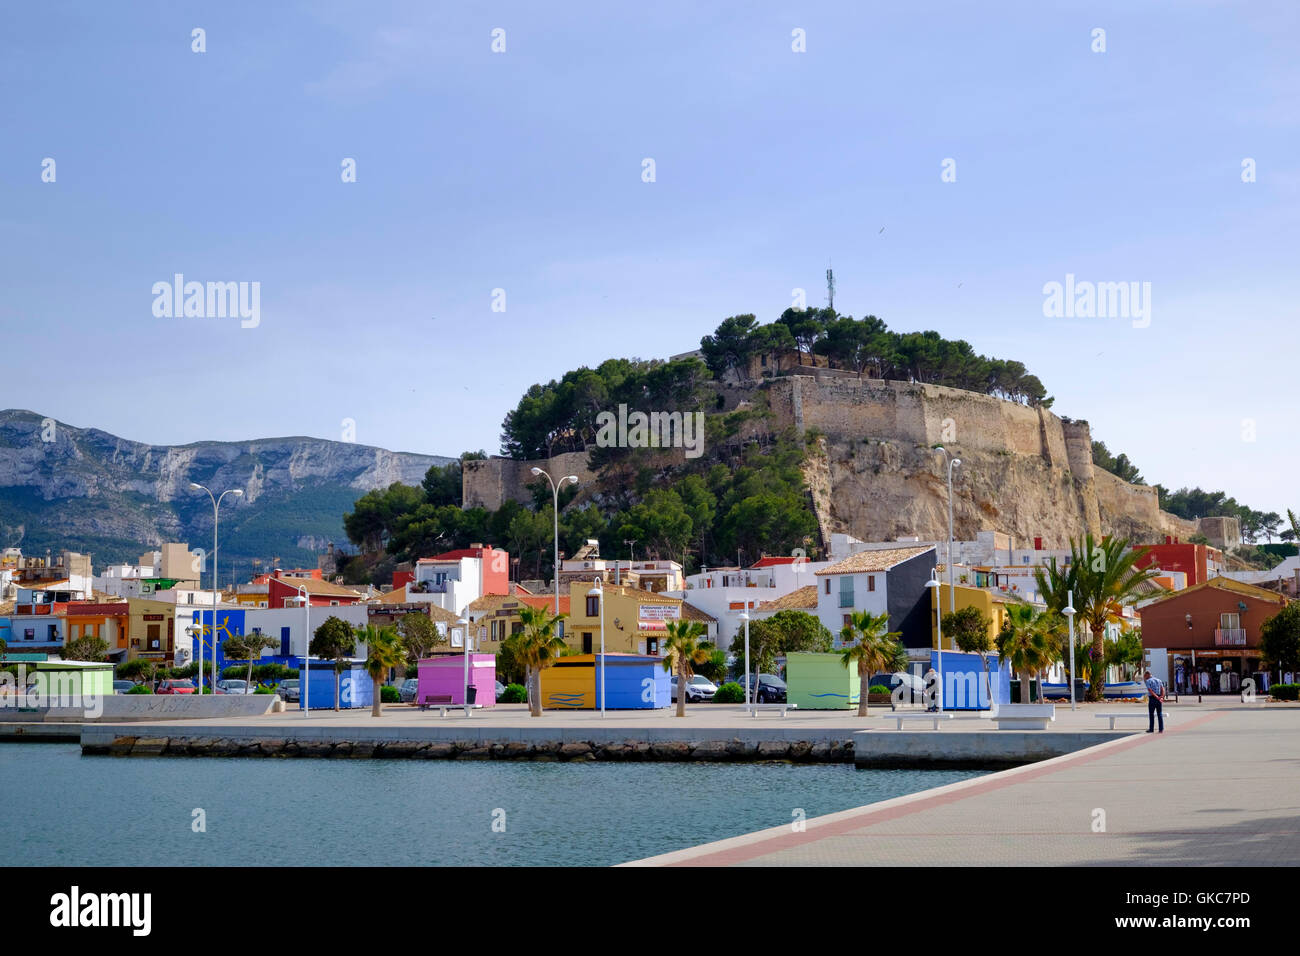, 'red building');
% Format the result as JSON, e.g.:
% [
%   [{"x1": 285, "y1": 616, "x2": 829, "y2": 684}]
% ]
[
  {"x1": 1134, "y1": 538, "x2": 1224, "y2": 588},
  {"x1": 267, "y1": 570, "x2": 364, "y2": 608}
]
